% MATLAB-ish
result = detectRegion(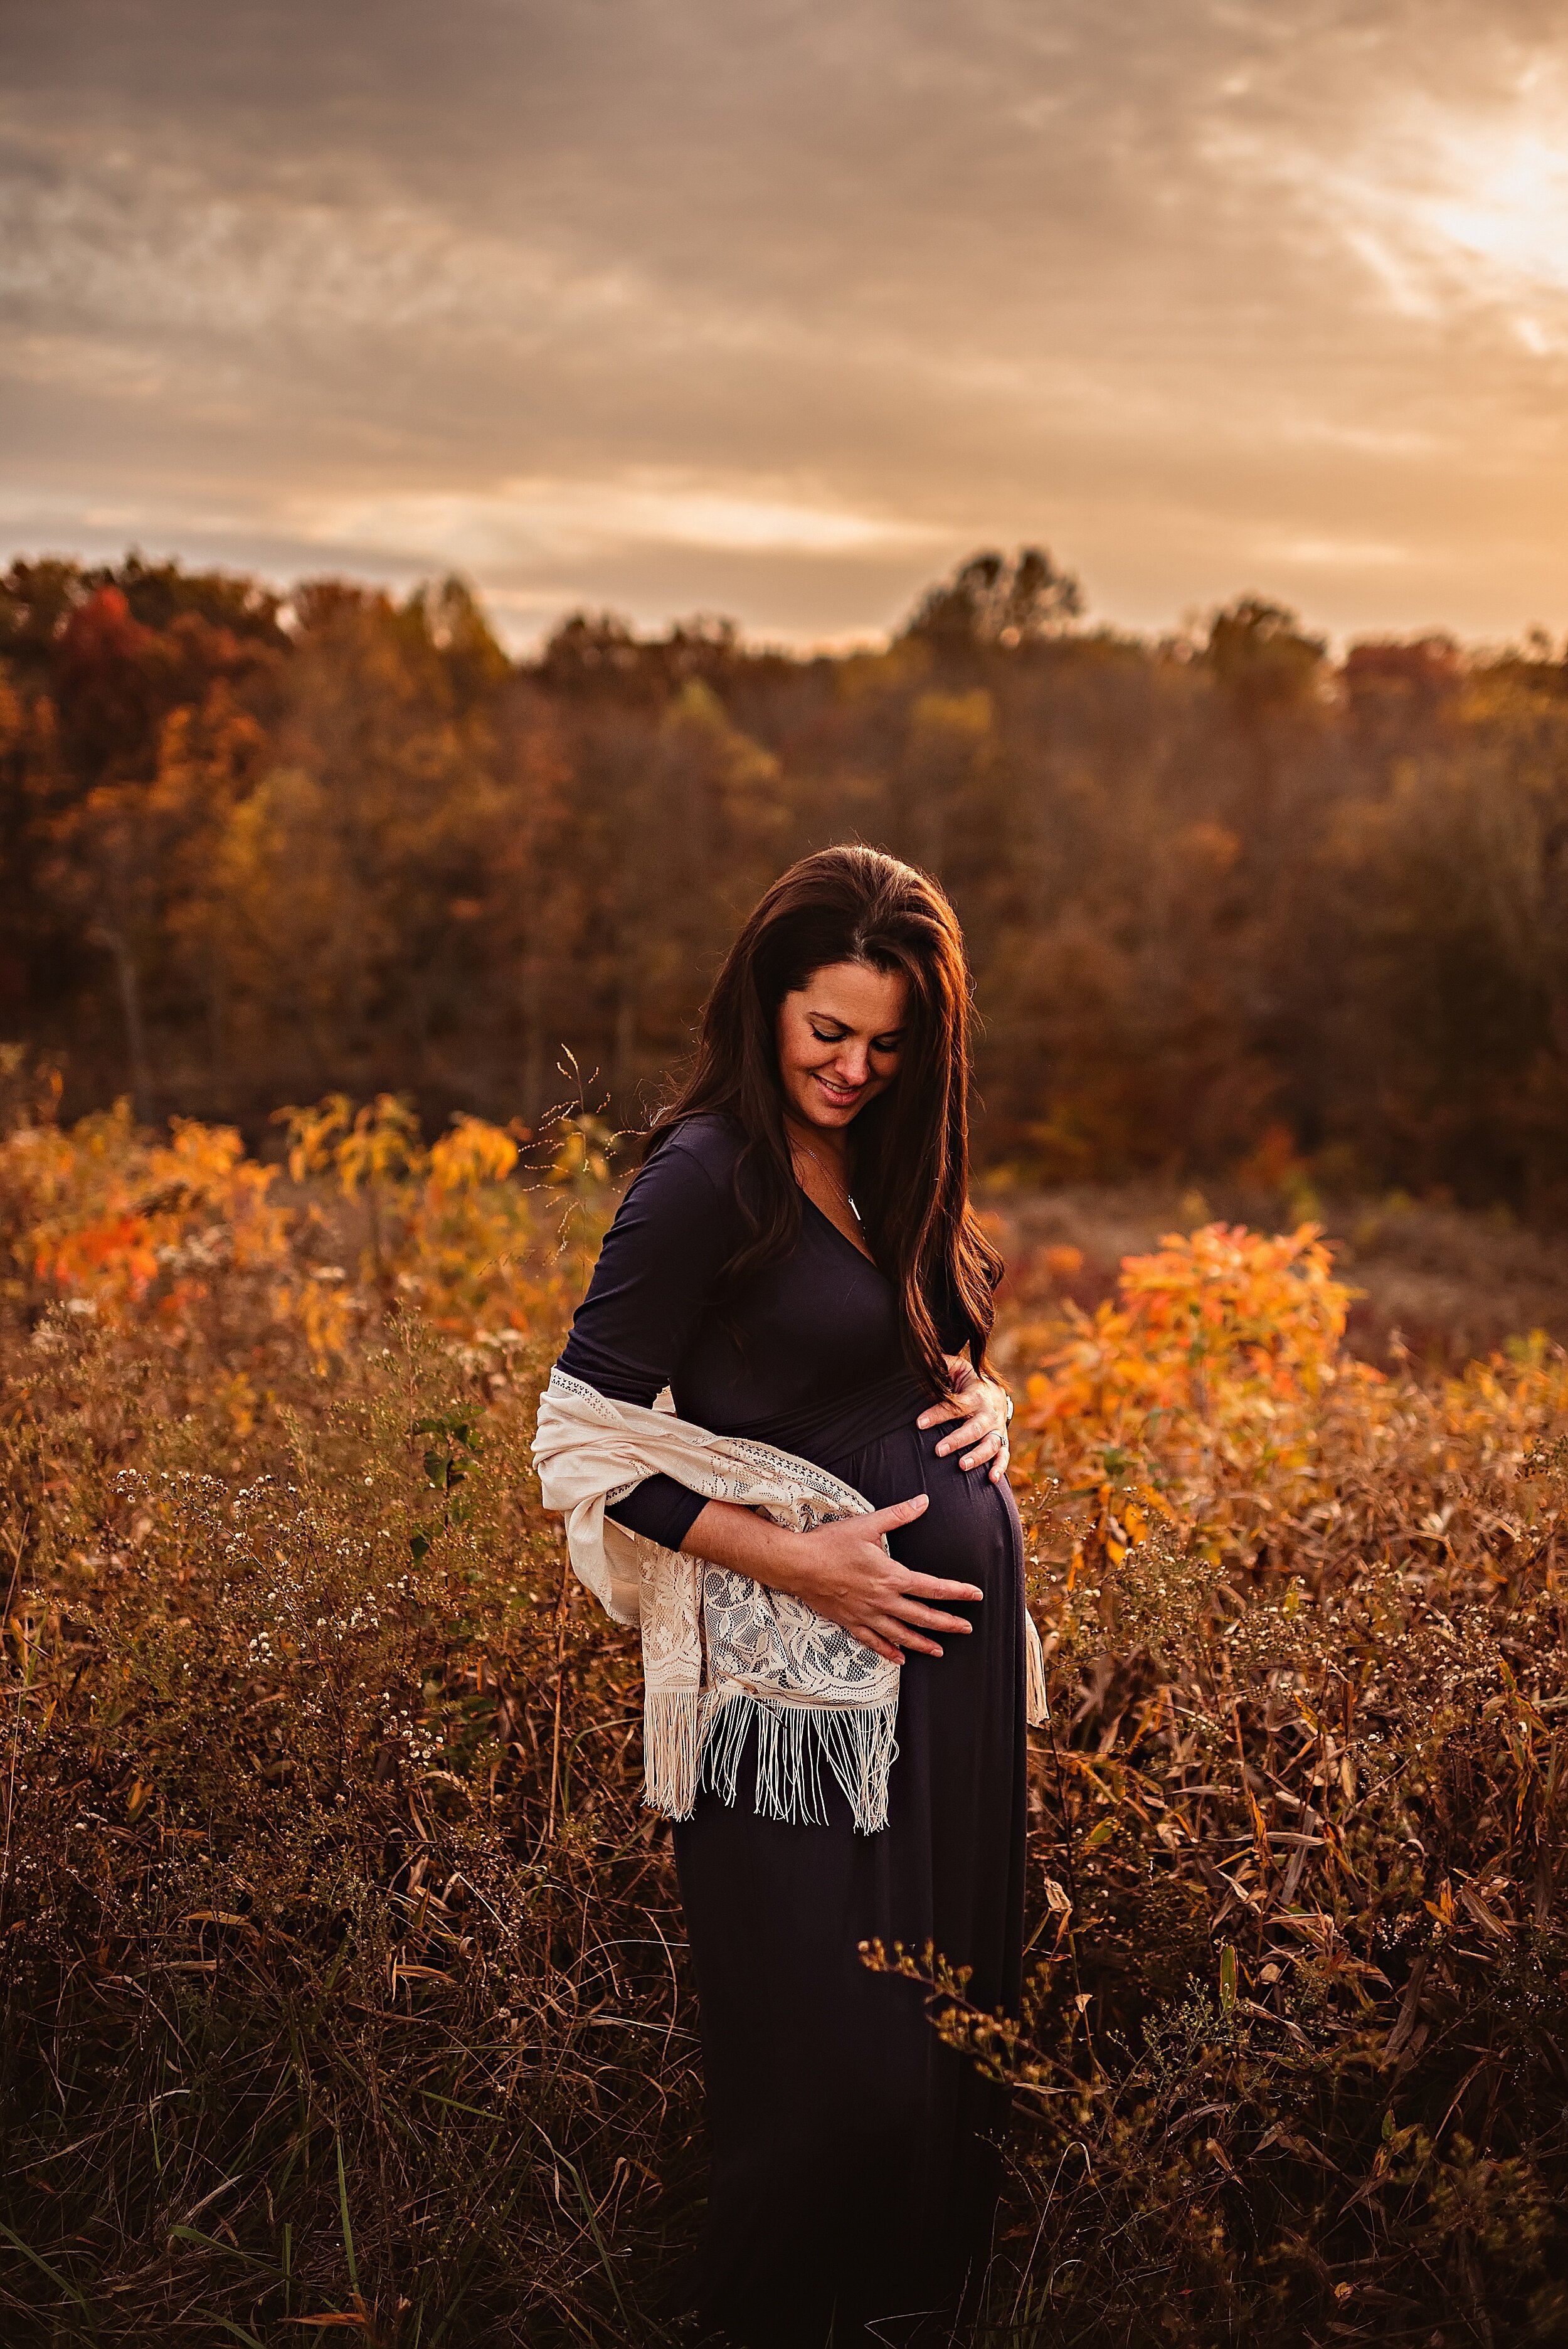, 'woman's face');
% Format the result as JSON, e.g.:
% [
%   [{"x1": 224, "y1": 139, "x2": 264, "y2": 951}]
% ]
[{"x1": 775, "y1": 959, "x2": 909, "y2": 1133}]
